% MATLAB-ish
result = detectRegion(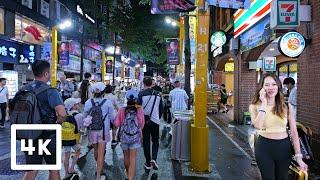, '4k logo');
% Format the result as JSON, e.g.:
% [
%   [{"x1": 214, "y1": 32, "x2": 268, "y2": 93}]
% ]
[{"x1": 11, "y1": 124, "x2": 62, "y2": 170}]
